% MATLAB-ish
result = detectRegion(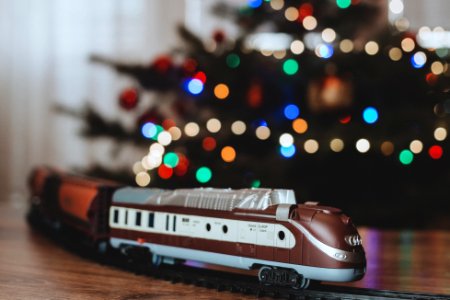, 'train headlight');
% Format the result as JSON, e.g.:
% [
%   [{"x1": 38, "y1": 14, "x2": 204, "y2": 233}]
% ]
[{"x1": 345, "y1": 234, "x2": 362, "y2": 246}]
